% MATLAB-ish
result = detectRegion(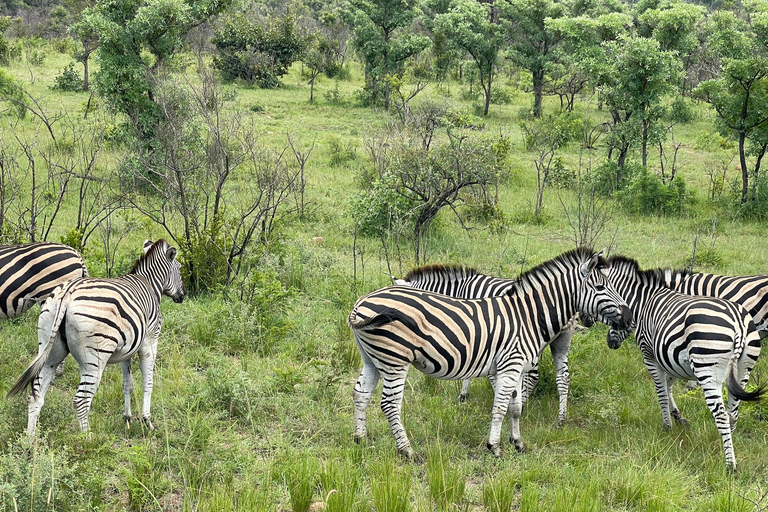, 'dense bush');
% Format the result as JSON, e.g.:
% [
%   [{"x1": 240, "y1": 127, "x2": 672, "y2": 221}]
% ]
[
  {"x1": 51, "y1": 62, "x2": 83, "y2": 91},
  {"x1": 616, "y1": 165, "x2": 690, "y2": 215},
  {"x1": 212, "y1": 13, "x2": 307, "y2": 88}
]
